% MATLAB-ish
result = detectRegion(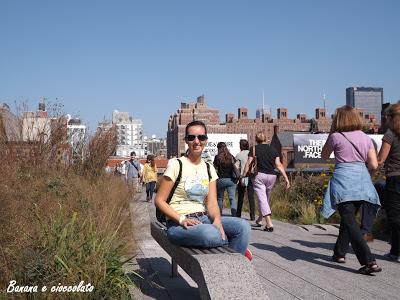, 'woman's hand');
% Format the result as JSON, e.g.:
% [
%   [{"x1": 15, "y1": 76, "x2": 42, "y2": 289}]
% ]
[
  {"x1": 180, "y1": 218, "x2": 202, "y2": 229},
  {"x1": 212, "y1": 218, "x2": 226, "y2": 240},
  {"x1": 378, "y1": 141, "x2": 391, "y2": 166},
  {"x1": 243, "y1": 156, "x2": 254, "y2": 177},
  {"x1": 284, "y1": 178, "x2": 290, "y2": 189},
  {"x1": 275, "y1": 157, "x2": 290, "y2": 189}
]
